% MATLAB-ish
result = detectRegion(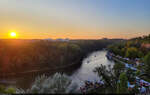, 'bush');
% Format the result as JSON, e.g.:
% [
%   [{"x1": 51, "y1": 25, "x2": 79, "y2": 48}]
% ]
[
  {"x1": 28, "y1": 73, "x2": 78, "y2": 94},
  {"x1": 117, "y1": 72, "x2": 128, "y2": 94},
  {"x1": 0, "y1": 85, "x2": 16, "y2": 94},
  {"x1": 144, "y1": 52, "x2": 150, "y2": 75}
]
